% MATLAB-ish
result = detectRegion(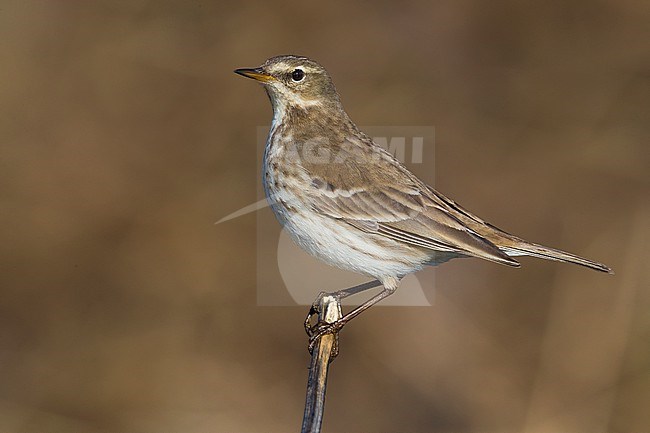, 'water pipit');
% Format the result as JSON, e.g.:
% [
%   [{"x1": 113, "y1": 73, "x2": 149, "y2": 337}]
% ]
[{"x1": 235, "y1": 55, "x2": 612, "y2": 343}]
